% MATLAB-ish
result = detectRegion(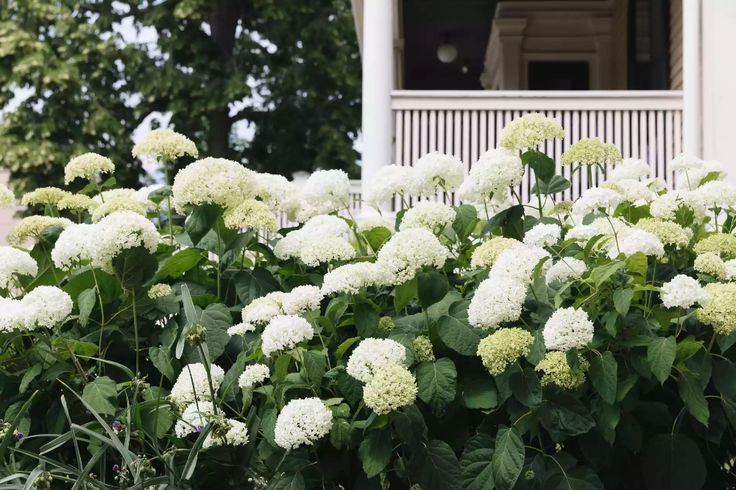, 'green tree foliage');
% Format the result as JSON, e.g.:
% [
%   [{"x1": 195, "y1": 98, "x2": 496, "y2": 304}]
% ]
[{"x1": 0, "y1": 0, "x2": 361, "y2": 194}]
